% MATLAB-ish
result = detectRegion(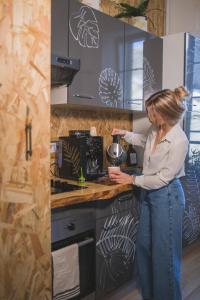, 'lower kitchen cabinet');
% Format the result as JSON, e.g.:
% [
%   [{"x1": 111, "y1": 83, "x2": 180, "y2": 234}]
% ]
[
  {"x1": 51, "y1": 181, "x2": 200, "y2": 300},
  {"x1": 95, "y1": 189, "x2": 140, "y2": 299},
  {"x1": 181, "y1": 166, "x2": 200, "y2": 247}
]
